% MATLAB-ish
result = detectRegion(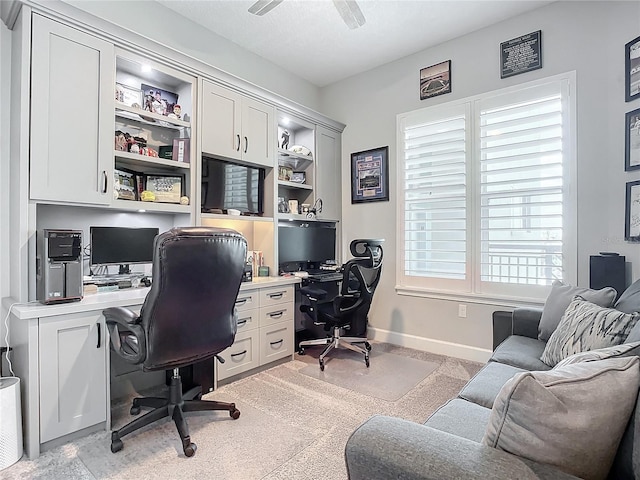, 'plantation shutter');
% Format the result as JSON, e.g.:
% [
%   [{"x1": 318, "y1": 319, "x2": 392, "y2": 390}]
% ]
[
  {"x1": 401, "y1": 104, "x2": 469, "y2": 287},
  {"x1": 478, "y1": 82, "x2": 564, "y2": 286}
]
